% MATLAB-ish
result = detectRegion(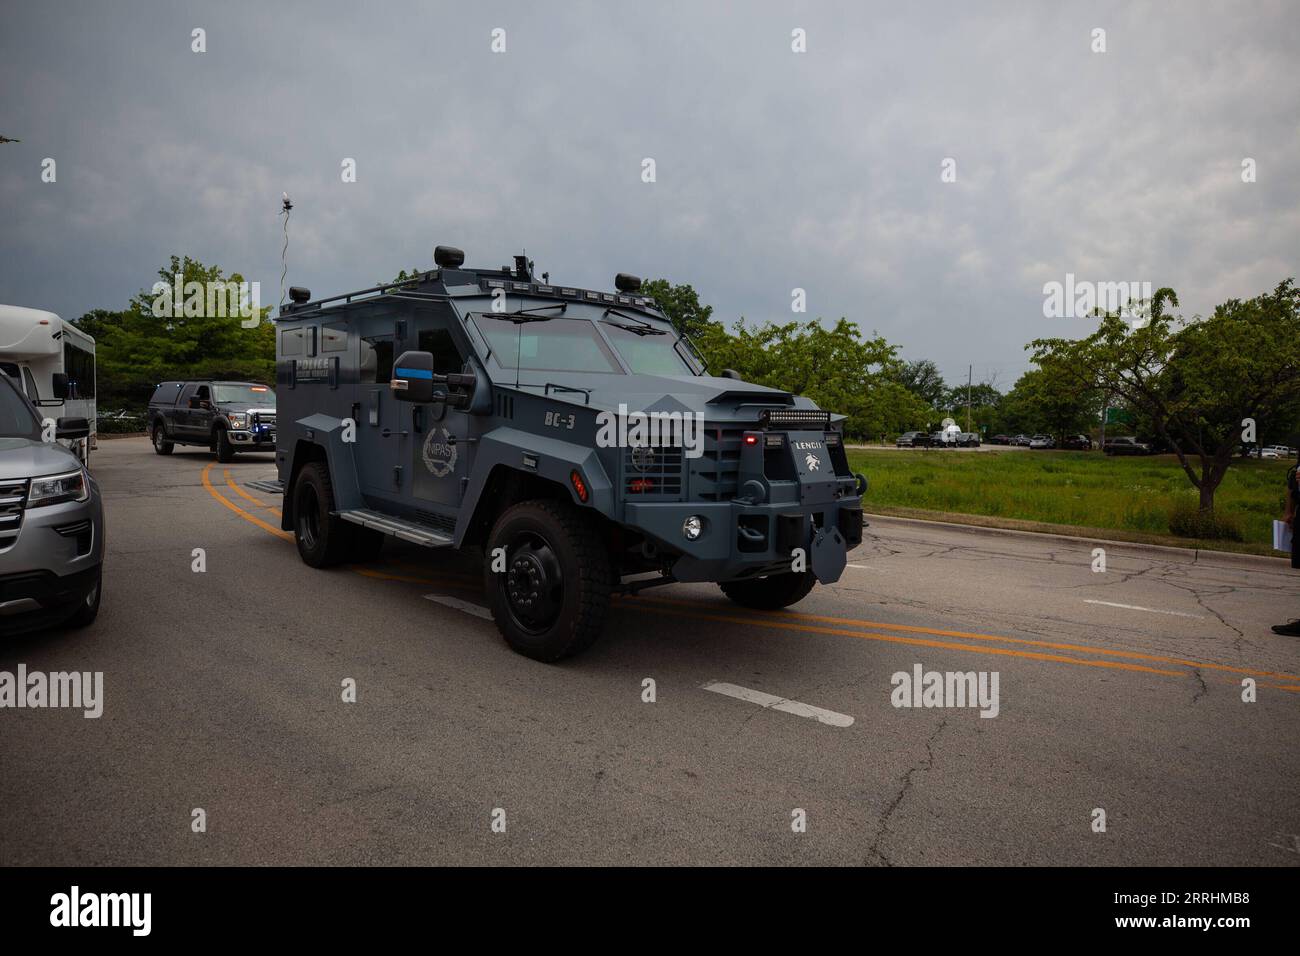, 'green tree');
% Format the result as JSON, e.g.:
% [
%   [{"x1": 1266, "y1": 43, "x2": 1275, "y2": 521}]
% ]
[
  {"x1": 997, "y1": 364, "x2": 1101, "y2": 438},
  {"x1": 890, "y1": 358, "x2": 948, "y2": 409},
  {"x1": 640, "y1": 278, "x2": 716, "y2": 339},
  {"x1": 1031, "y1": 280, "x2": 1300, "y2": 514},
  {"x1": 75, "y1": 255, "x2": 274, "y2": 409},
  {"x1": 695, "y1": 317, "x2": 931, "y2": 438}
]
